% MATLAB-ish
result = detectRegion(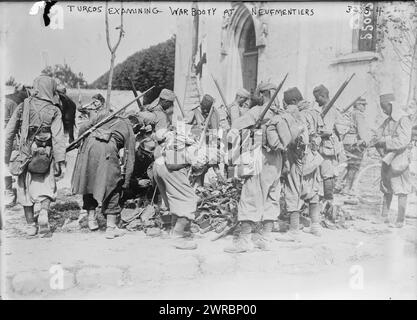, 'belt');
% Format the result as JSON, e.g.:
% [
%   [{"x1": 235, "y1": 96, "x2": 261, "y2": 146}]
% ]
[{"x1": 28, "y1": 126, "x2": 51, "y2": 135}]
